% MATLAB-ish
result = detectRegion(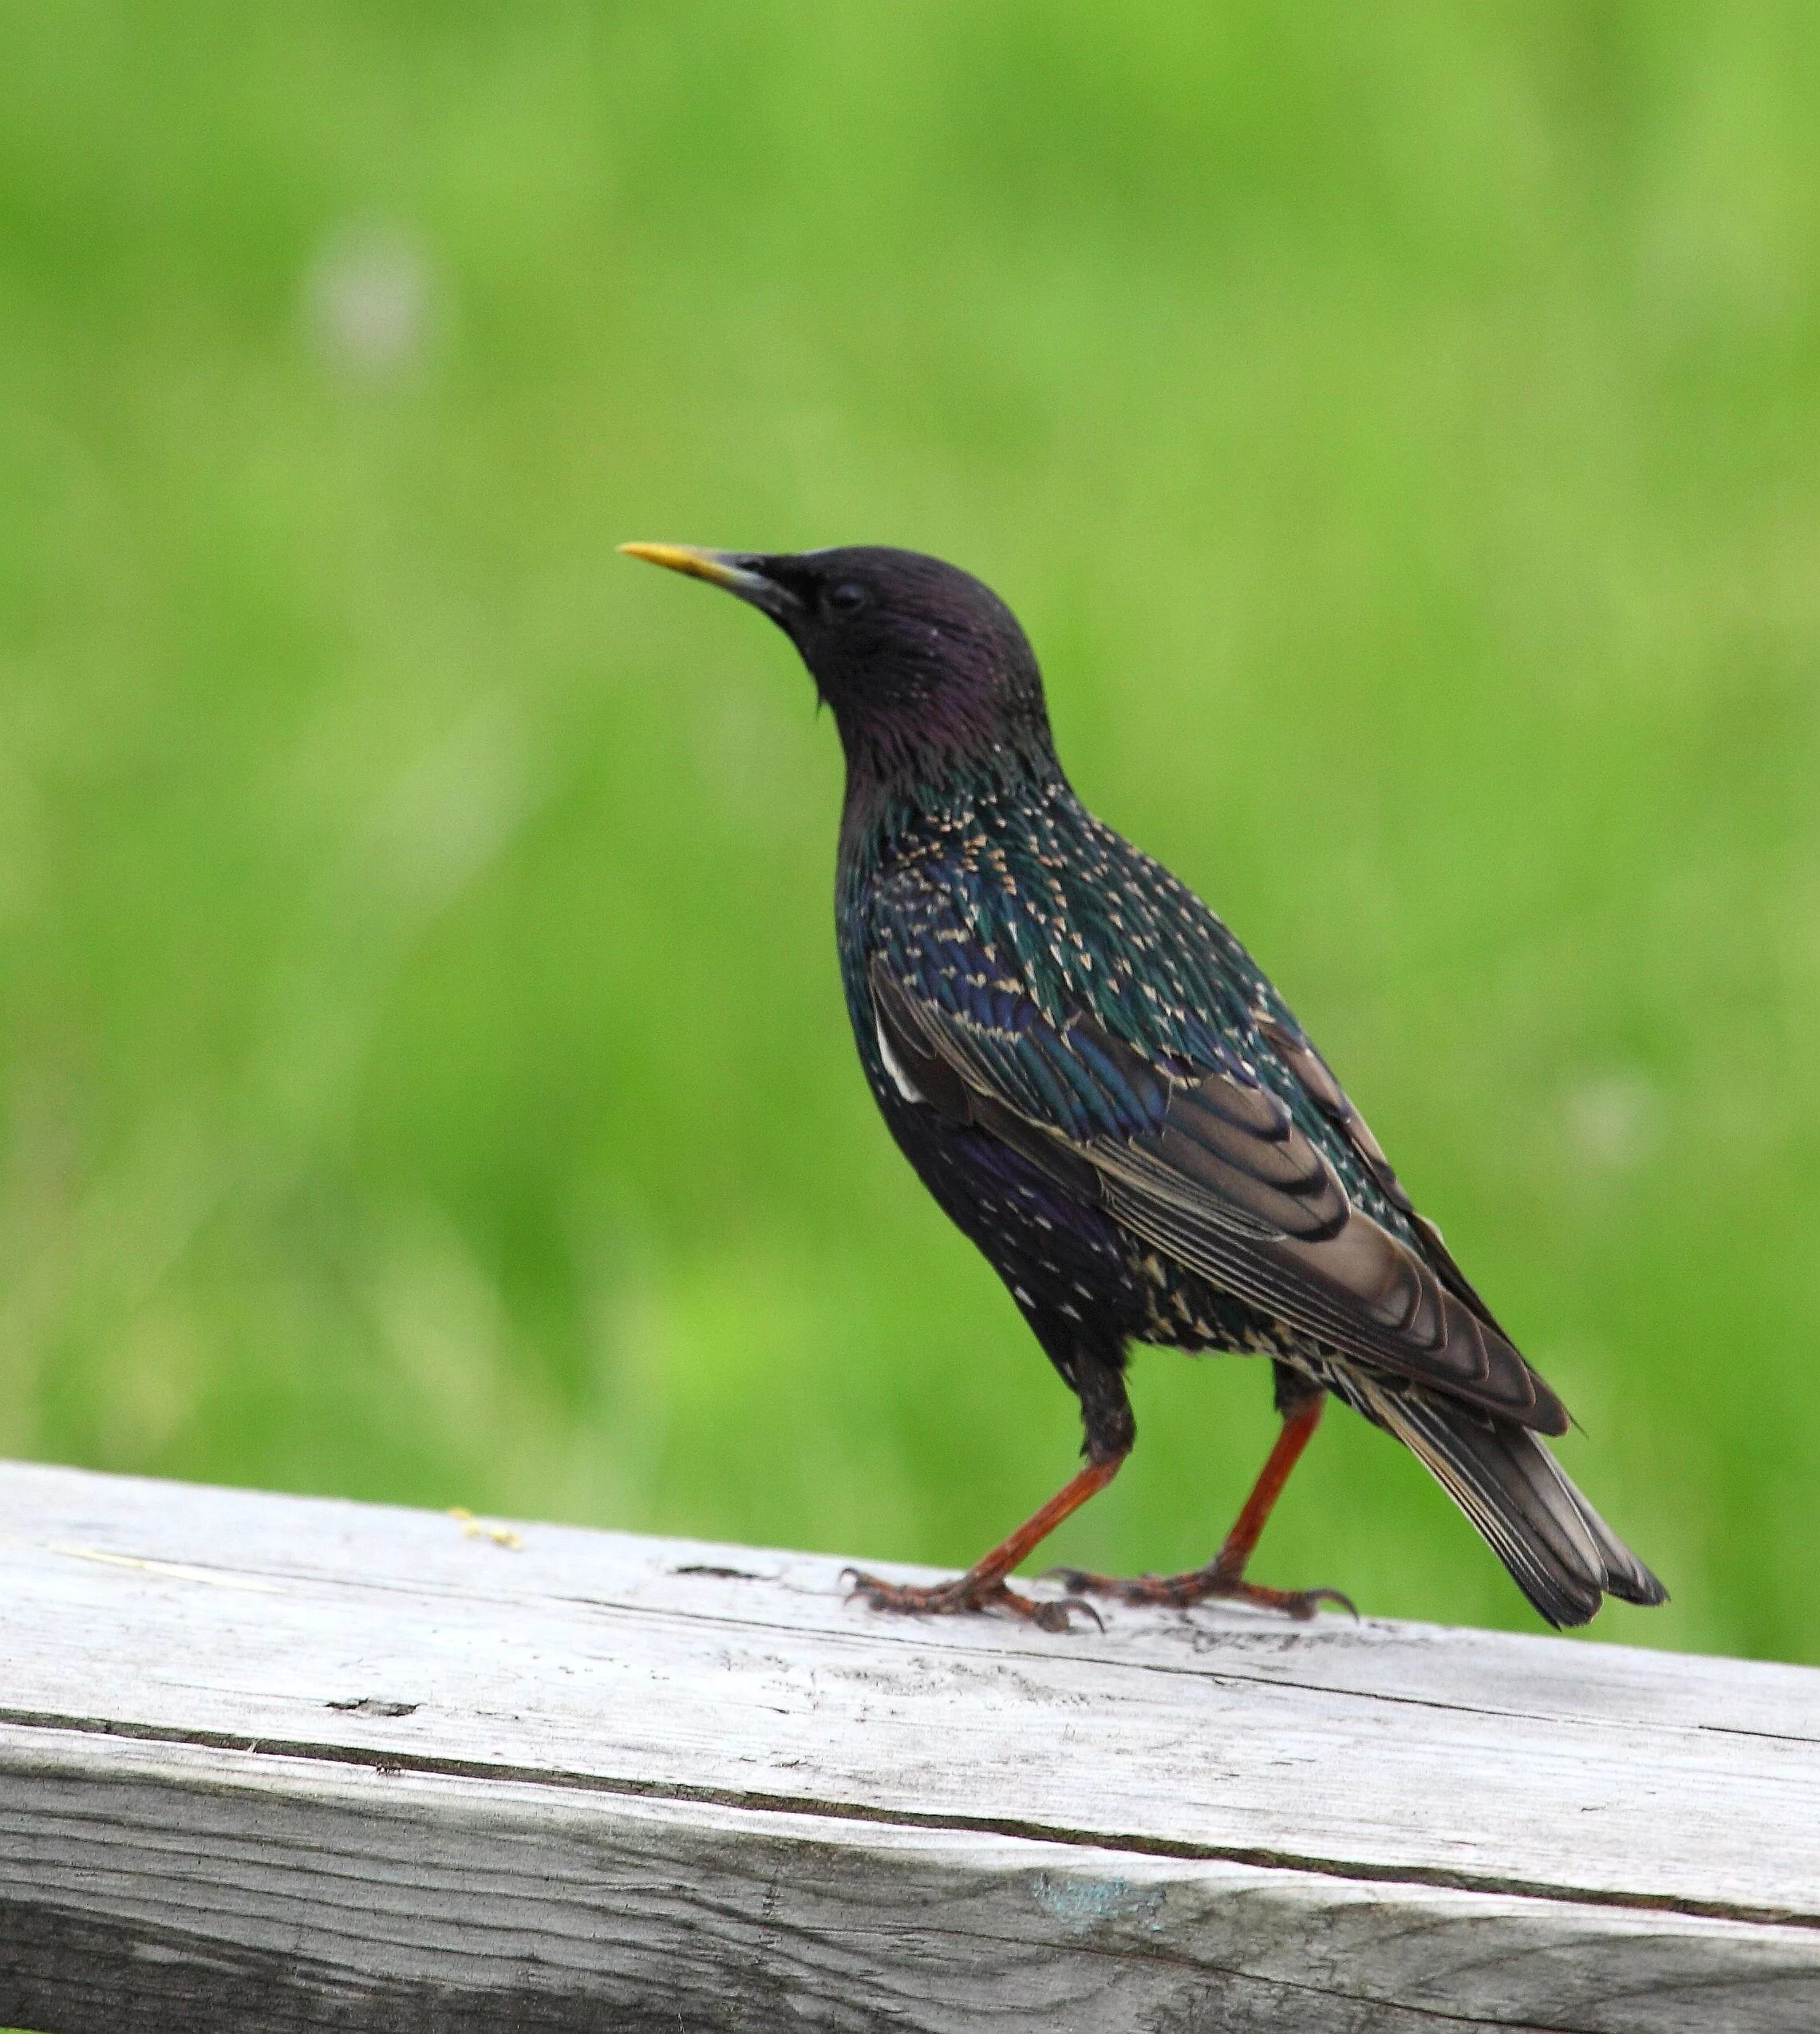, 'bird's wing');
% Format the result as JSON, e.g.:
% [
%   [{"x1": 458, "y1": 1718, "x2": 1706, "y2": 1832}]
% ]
[
  {"x1": 1245, "y1": 1006, "x2": 1514, "y2": 1337},
  {"x1": 868, "y1": 913, "x2": 1565, "y2": 1435}
]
